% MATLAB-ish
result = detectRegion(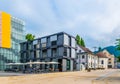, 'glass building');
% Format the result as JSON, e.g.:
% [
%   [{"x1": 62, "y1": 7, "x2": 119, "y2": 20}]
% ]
[{"x1": 0, "y1": 12, "x2": 25, "y2": 70}]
